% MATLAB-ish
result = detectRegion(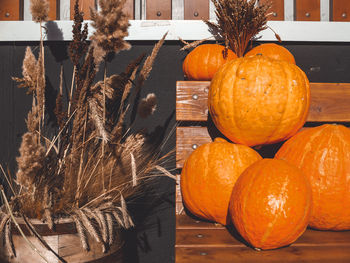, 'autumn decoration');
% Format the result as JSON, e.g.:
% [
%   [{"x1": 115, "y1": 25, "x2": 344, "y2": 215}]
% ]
[
  {"x1": 275, "y1": 124, "x2": 350, "y2": 231},
  {"x1": 182, "y1": 44, "x2": 237, "y2": 80},
  {"x1": 245, "y1": 43, "x2": 296, "y2": 64},
  {"x1": 208, "y1": 55, "x2": 310, "y2": 146},
  {"x1": 229, "y1": 159, "x2": 312, "y2": 250},
  {"x1": 0, "y1": 0, "x2": 174, "y2": 261},
  {"x1": 180, "y1": 138, "x2": 261, "y2": 225}
]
